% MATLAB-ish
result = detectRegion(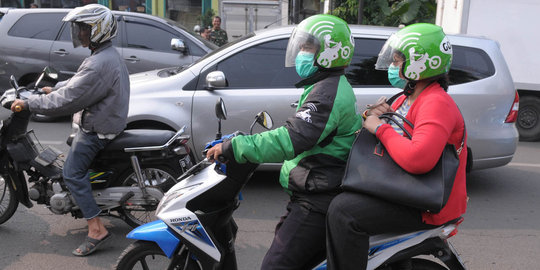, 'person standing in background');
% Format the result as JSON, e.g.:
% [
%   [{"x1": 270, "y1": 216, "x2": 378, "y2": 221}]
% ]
[{"x1": 209, "y1": 16, "x2": 228, "y2": 46}]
